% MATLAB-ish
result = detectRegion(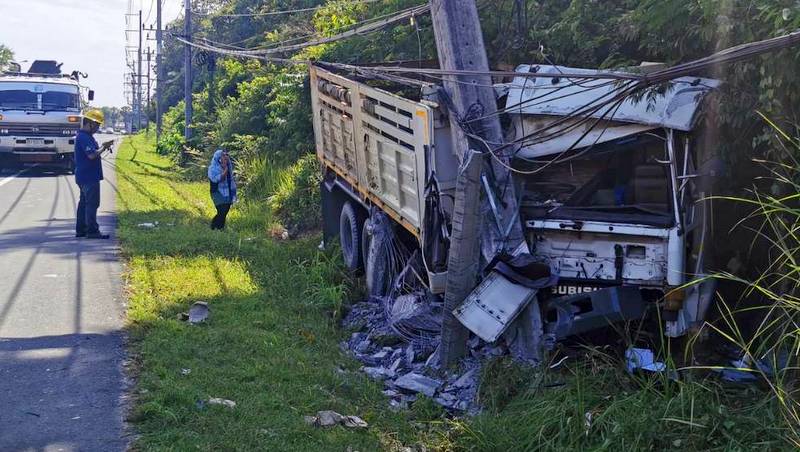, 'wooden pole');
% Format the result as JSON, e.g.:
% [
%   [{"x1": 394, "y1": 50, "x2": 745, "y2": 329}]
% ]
[{"x1": 430, "y1": 0, "x2": 524, "y2": 366}]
